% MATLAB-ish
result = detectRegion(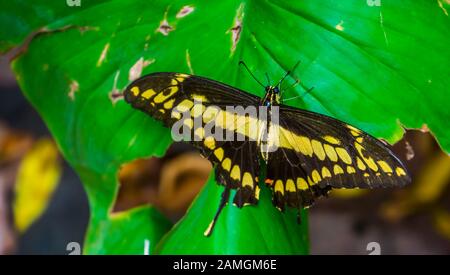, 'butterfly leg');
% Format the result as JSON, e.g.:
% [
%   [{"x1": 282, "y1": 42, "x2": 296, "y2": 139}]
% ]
[{"x1": 203, "y1": 187, "x2": 231, "y2": 237}]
